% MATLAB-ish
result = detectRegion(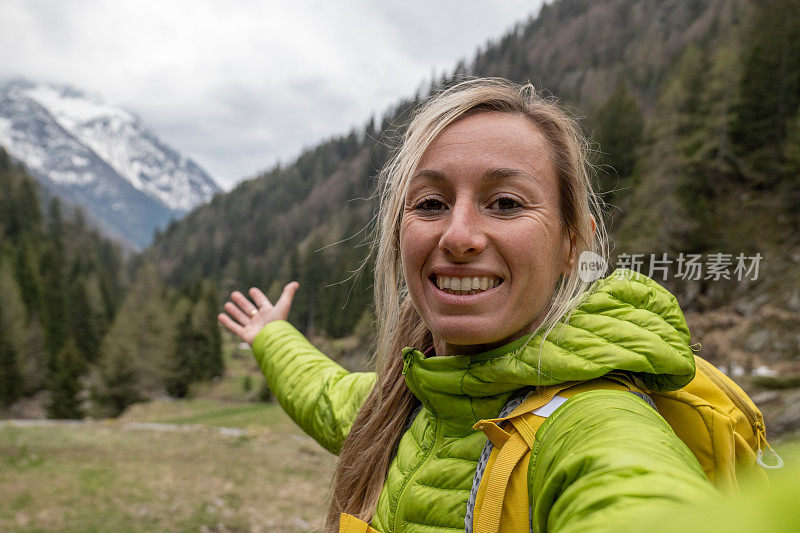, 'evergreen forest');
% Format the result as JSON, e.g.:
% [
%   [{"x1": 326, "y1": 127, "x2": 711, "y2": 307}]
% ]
[
  {"x1": 2, "y1": 0, "x2": 799, "y2": 419},
  {"x1": 0, "y1": 148, "x2": 224, "y2": 417}
]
